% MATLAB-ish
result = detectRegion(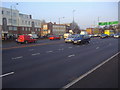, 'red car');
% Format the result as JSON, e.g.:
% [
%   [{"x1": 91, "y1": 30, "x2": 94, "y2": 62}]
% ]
[
  {"x1": 49, "y1": 35, "x2": 60, "y2": 40},
  {"x1": 16, "y1": 35, "x2": 37, "y2": 44}
]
